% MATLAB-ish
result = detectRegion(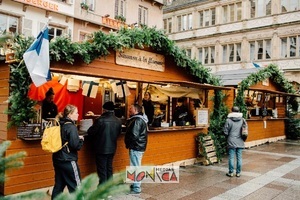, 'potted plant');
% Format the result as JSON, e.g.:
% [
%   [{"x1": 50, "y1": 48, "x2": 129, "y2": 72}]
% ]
[
  {"x1": 80, "y1": 2, "x2": 89, "y2": 10},
  {"x1": 115, "y1": 15, "x2": 126, "y2": 22}
]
